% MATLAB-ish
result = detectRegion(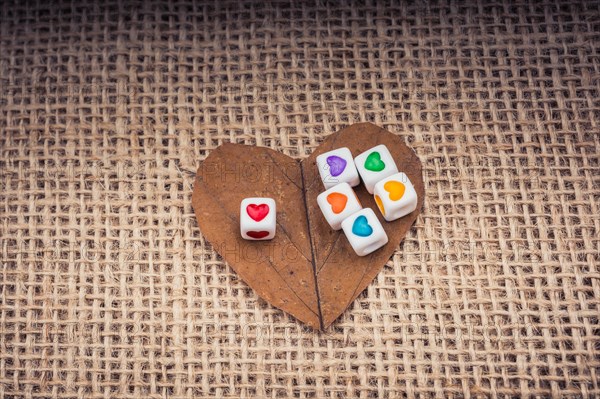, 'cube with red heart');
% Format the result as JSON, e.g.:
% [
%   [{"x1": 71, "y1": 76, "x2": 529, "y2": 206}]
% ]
[{"x1": 240, "y1": 198, "x2": 276, "y2": 240}]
